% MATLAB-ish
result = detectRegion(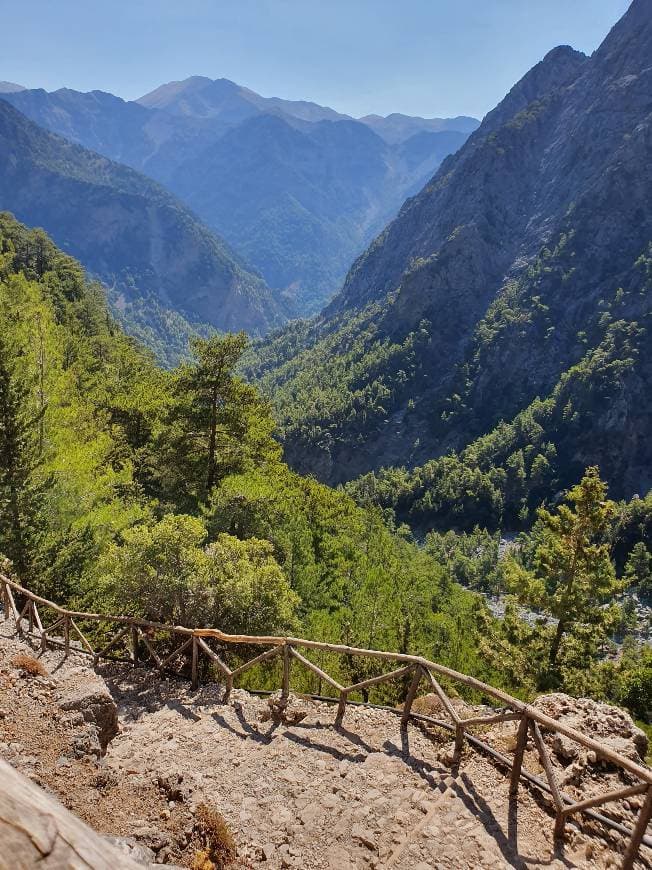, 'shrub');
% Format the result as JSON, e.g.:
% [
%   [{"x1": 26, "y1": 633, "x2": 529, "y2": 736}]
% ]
[
  {"x1": 11, "y1": 652, "x2": 47, "y2": 677},
  {"x1": 193, "y1": 802, "x2": 236, "y2": 869}
]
